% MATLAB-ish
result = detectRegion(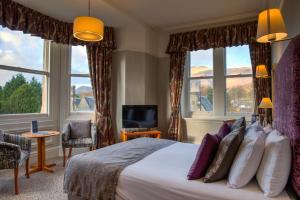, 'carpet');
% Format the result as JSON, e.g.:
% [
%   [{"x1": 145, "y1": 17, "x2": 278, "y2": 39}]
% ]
[{"x1": 0, "y1": 157, "x2": 67, "y2": 200}]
